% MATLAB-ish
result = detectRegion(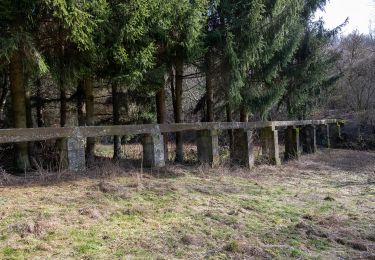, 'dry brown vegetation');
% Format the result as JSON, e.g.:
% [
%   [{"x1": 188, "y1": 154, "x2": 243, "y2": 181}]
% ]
[{"x1": 0, "y1": 149, "x2": 374, "y2": 259}]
